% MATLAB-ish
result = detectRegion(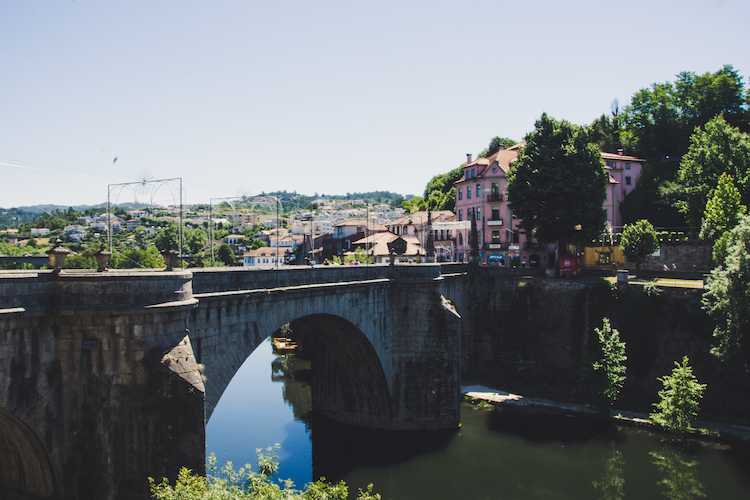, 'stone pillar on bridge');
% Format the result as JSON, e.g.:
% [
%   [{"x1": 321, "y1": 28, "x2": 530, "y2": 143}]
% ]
[{"x1": 0, "y1": 270, "x2": 206, "y2": 500}]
